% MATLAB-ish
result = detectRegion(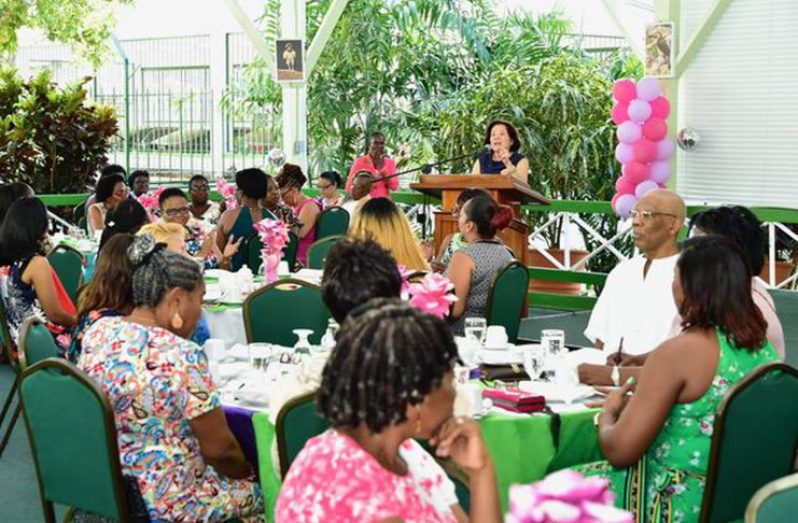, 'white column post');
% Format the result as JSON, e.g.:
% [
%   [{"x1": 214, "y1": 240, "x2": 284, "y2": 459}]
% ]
[
  {"x1": 210, "y1": 32, "x2": 228, "y2": 176},
  {"x1": 280, "y1": 0, "x2": 308, "y2": 175}
]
